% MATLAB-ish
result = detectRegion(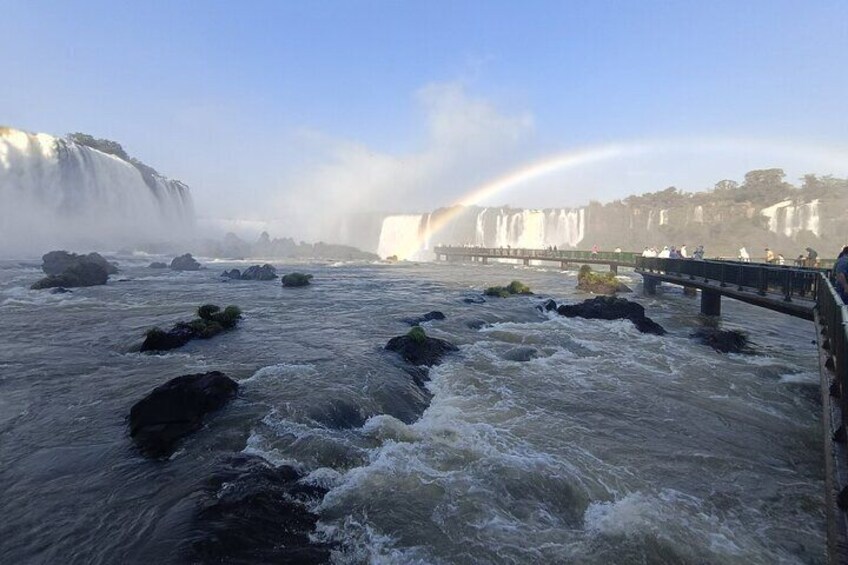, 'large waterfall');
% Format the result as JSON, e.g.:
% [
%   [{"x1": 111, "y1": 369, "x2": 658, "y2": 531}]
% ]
[
  {"x1": 376, "y1": 207, "x2": 585, "y2": 260},
  {"x1": 0, "y1": 127, "x2": 193, "y2": 256},
  {"x1": 761, "y1": 199, "x2": 821, "y2": 238}
]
